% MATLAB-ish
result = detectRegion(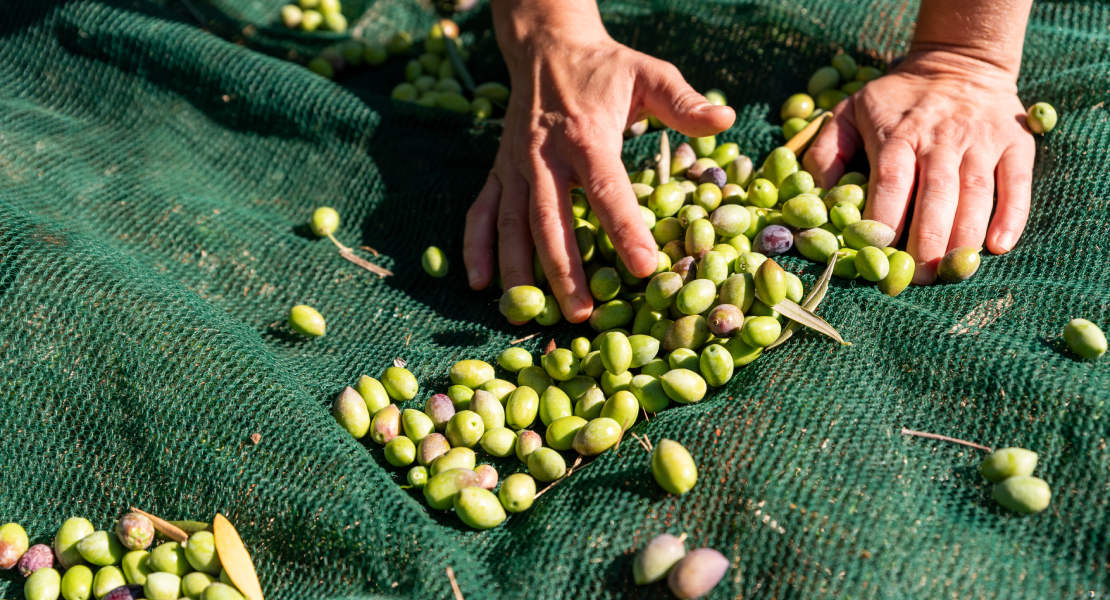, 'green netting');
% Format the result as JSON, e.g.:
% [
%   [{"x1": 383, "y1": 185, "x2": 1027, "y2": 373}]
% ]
[{"x1": 1, "y1": 0, "x2": 1108, "y2": 598}]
